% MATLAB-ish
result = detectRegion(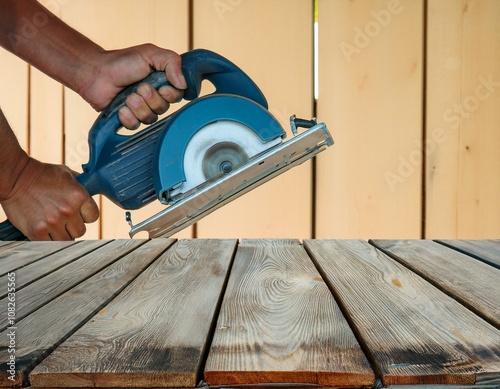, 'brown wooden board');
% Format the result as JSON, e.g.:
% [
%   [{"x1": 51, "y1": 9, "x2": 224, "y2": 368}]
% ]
[
  {"x1": 304, "y1": 240, "x2": 500, "y2": 386},
  {"x1": 0, "y1": 240, "x2": 110, "y2": 299},
  {"x1": 0, "y1": 238, "x2": 174, "y2": 387},
  {"x1": 371, "y1": 240, "x2": 500, "y2": 328},
  {"x1": 0, "y1": 240, "x2": 144, "y2": 331},
  {"x1": 204, "y1": 239, "x2": 375, "y2": 387},
  {"x1": 0, "y1": 241, "x2": 77, "y2": 276},
  {"x1": 436, "y1": 239, "x2": 500, "y2": 269},
  {"x1": 30, "y1": 239, "x2": 237, "y2": 388}
]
